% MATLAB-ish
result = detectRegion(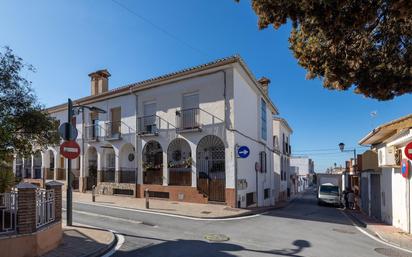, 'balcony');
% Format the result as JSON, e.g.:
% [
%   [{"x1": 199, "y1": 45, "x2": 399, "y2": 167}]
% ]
[
  {"x1": 138, "y1": 115, "x2": 160, "y2": 136},
  {"x1": 176, "y1": 108, "x2": 201, "y2": 132},
  {"x1": 104, "y1": 121, "x2": 122, "y2": 140},
  {"x1": 85, "y1": 124, "x2": 100, "y2": 142}
]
